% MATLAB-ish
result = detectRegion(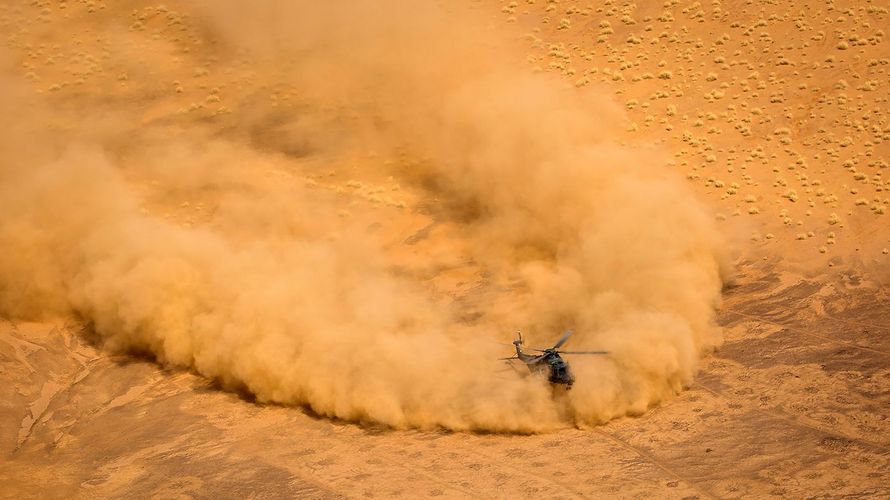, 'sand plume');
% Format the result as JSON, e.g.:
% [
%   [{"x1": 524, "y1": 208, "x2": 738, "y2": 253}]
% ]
[{"x1": 0, "y1": 0, "x2": 725, "y2": 430}]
